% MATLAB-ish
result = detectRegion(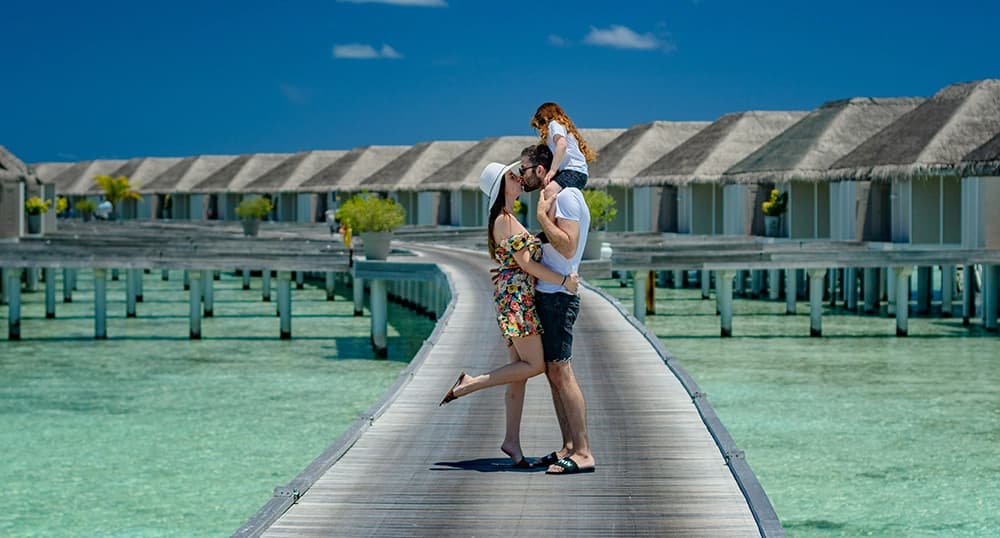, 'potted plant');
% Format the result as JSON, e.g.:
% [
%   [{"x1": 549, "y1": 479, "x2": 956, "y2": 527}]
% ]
[
  {"x1": 235, "y1": 196, "x2": 273, "y2": 236},
  {"x1": 56, "y1": 196, "x2": 69, "y2": 218},
  {"x1": 335, "y1": 192, "x2": 405, "y2": 260},
  {"x1": 761, "y1": 188, "x2": 788, "y2": 237},
  {"x1": 75, "y1": 199, "x2": 97, "y2": 222},
  {"x1": 94, "y1": 174, "x2": 142, "y2": 221},
  {"x1": 24, "y1": 196, "x2": 52, "y2": 234},
  {"x1": 581, "y1": 189, "x2": 618, "y2": 260}
]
